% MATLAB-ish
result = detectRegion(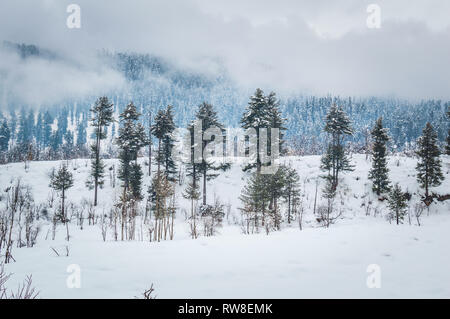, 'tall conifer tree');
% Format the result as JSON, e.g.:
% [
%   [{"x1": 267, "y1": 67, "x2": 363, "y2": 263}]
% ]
[
  {"x1": 368, "y1": 117, "x2": 391, "y2": 195},
  {"x1": 320, "y1": 104, "x2": 353, "y2": 188},
  {"x1": 90, "y1": 97, "x2": 114, "y2": 206},
  {"x1": 446, "y1": 108, "x2": 450, "y2": 155},
  {"x1": 117, "y1": 102, "x2": 148, "y2": 200},
  {"x1": 191, "y1": 102, "x2": 230, "y2": 205},
  {"x1": 241, "y1": 88, "x2": 271, "y2": 173},
  {"x1": 151, "y1": 105, "x2": 176, "y2": 181},
  {"x1": 416, "y1": 122, "x2": 444, "y2": 198},
  {"x1": 387, "y1": 183, "x2": 408, "y2": 225},
  {"x1": 0, "y1": 120, "x2": 10, "y2": 152},
  {"x1": 49, "y1": 163, "x2": 74, "y2": 240},
  {"x1": 282, "y1": 166, "x2": 301, "y2": 224}
]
